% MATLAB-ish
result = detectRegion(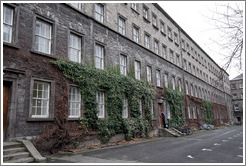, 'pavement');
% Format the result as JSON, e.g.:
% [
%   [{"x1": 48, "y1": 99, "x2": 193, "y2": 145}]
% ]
[{"x1": 47, "y1": 125, "x2": 244, "y2": 164}]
